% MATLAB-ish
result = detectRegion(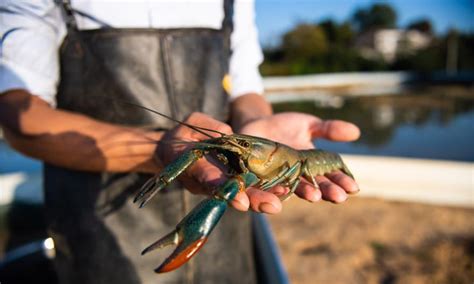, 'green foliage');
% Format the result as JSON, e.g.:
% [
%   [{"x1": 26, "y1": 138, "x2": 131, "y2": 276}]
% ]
[
  {"x1": 457, "y1": 33, "x2": 474, "y2": 70},
  {"x1": 260, "y1": 18, "x2": 387, "y2": 76},
  {"x1": 319, "y1": 20, "x2": 354, "y2": 46},
  {"x1": 407, "y1": 19, "x2": 434, "y2": 35},
  {"x1": 260, "y1": 3, "x2": 473, "y2": 76},
  {"x1": 282, "y1": 24, "x2": 328, "y2": 60},
  {"x1": 352, "y1": 3, "x2": 397, "y2": 32},
  {"x1": 392, "y1": 40, "x2": 445, "y2": 72},
  {"x1": 391, "y1": 33, "x2": 474, "y2": 72}
]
